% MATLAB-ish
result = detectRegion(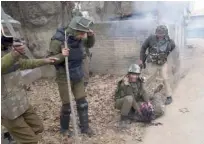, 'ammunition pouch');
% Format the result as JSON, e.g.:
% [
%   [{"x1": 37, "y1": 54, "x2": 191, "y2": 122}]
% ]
[{"x1": 147, "y1": 52, "x2": 168, "y2": 65}]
